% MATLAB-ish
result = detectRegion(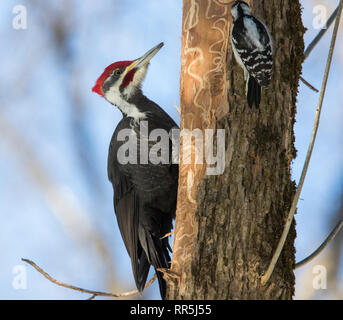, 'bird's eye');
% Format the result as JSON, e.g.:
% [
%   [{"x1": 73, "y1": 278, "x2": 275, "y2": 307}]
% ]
[{"x1": 113, "y1": 69, "x2": 122, "y2": 76}]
